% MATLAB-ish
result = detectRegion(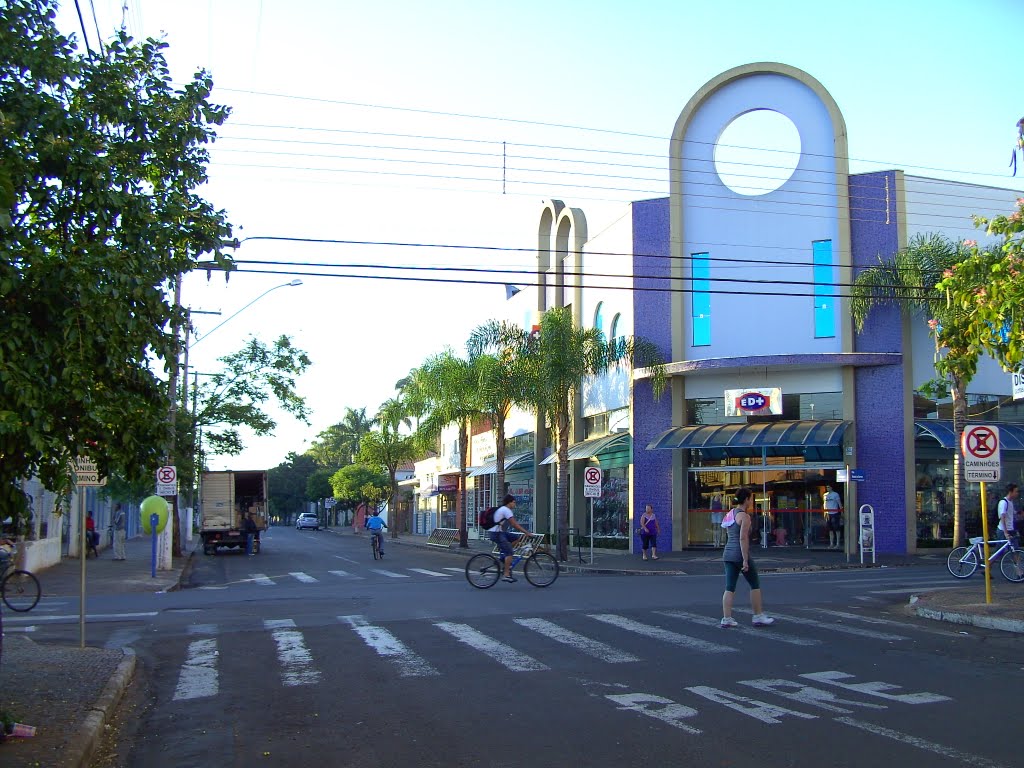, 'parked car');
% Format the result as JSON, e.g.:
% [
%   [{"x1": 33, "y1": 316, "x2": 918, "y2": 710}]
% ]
[{"x1": 296, "y1": 513, "x2": 321, "y2": 531}]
